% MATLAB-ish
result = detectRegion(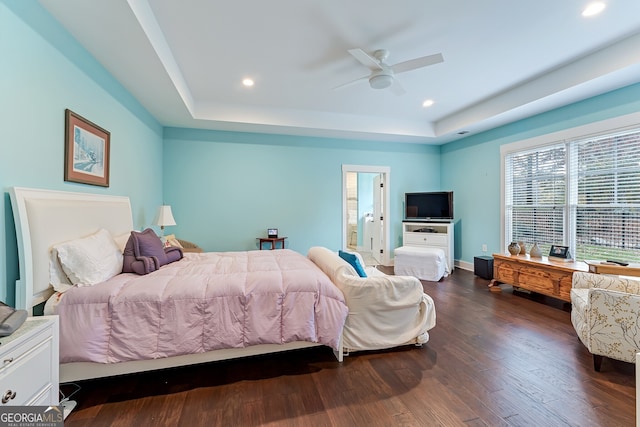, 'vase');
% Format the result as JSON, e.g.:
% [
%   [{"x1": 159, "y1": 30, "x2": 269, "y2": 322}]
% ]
[
  {"x1": 518, "y1": 240, "x2": 526, "y2": 255},
  {"x1": 507, "y1": 242, "x2": 520, "y2": 255},
  {"x1": 530, "y1": 242, "x2": 542, "y2": 258}
]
